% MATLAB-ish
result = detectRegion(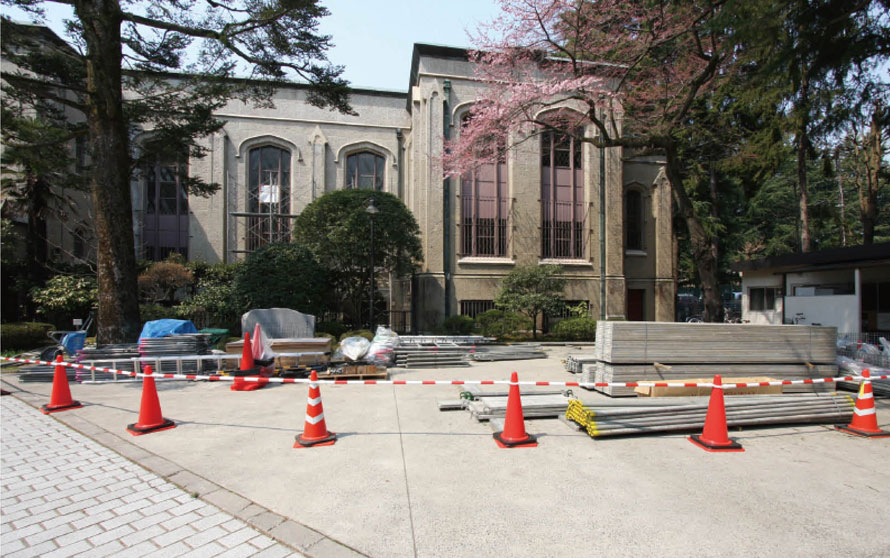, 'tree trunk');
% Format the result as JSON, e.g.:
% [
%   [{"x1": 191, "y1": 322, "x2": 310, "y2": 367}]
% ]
[
  {"x1": 796, "y1": 67, "x2": 812, "y2": 252},
  {"x1": 25, "y1": 174, "x2": 49, "y2": 318},
  {"x1": 76, "y1": 0, "x2": 141, "y2": 344},
  {"x1": 859, "y1": 103, "x2": 884, "y2": 245},
  {"x1": 665, "y1": 146, "x2": 723, "y2": 322}
]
